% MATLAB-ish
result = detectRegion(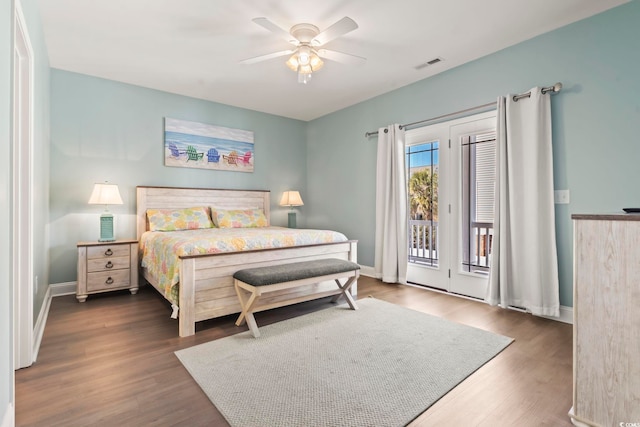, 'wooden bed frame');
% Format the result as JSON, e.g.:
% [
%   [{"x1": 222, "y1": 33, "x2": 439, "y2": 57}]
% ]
[{"x1": 136, "y1": 186, "x2": 358, "y2": 337}]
